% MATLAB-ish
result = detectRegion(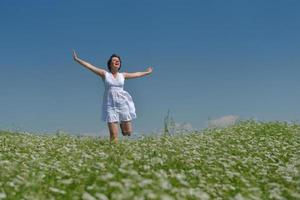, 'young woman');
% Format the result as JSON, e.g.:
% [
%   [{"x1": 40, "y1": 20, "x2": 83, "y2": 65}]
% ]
[{"x1": 72, "y1": 50, "x2": 153, "y2": 143}]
